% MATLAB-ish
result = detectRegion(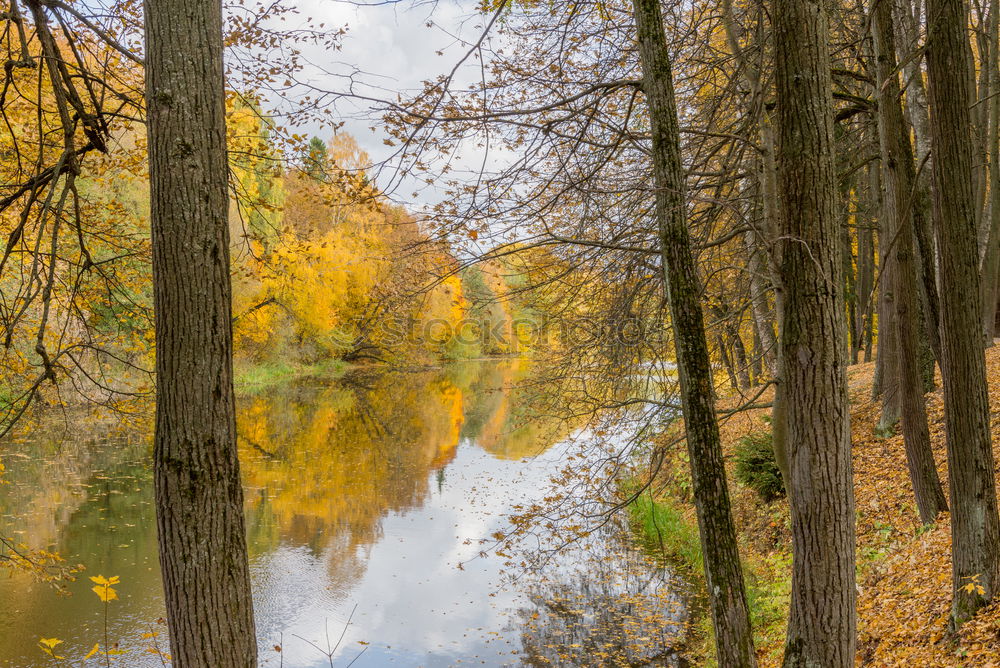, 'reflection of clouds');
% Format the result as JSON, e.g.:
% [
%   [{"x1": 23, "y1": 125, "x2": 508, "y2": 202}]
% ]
[
  {"x1": 245, "y1": 428, "x2": 574, "y2": 666},
  {"x1": 250, "y1": 545, "x2": 352, "y2": 667},
  {"x1": 514, "y1": 520, "x2": 691, "y2": 667},
  {"x1": 267, "y1": 440, "x2": 551, "y2": 664}
]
